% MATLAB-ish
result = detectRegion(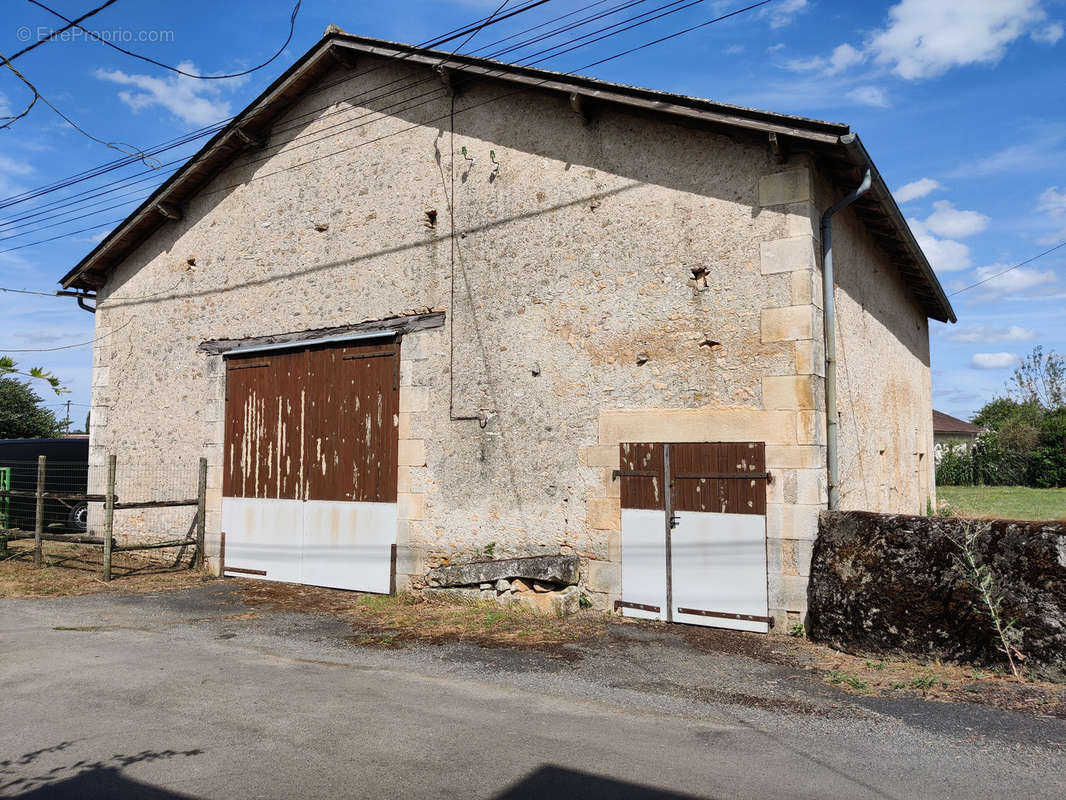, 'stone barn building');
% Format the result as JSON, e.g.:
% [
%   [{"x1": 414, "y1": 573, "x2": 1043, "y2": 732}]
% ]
[{"x1": 60, "y1": 31, "x2": 955, "y2": 631}]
